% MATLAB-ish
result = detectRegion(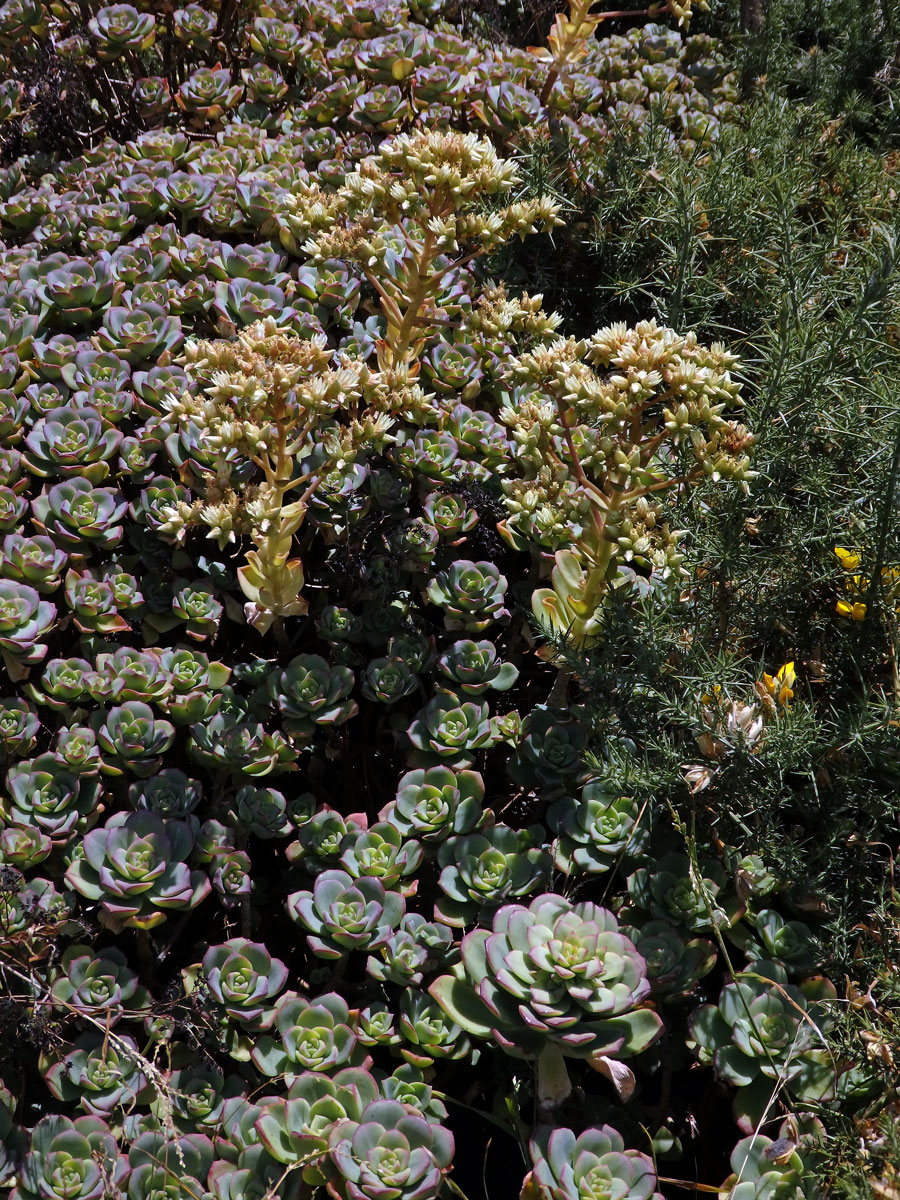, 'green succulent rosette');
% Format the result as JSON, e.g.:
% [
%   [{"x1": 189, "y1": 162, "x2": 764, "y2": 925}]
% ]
[{"x1": 430, "y1": 892, "x2": 663, "y2": 1090}]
